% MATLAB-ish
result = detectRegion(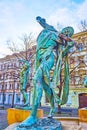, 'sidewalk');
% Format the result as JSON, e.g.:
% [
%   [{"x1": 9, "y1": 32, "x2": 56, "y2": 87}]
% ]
[
  {"x1": 0, "y1": 110, "x2": 8, "y2": 130},
  {"x1": 40, "y1": 106, "x2": 78, "y2": 117}
]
